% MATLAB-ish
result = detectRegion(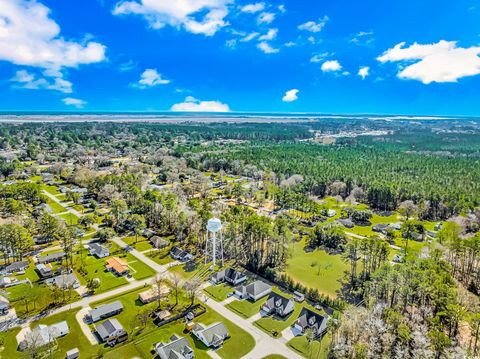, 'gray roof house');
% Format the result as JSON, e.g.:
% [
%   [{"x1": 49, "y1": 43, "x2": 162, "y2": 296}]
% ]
[
  {"x1": 36, "y1": 263, "x2": 53, "y2": 278},
  {"x1": 192, "y1": 322, "x2": 229, "y2": 348},
  {"x1": 95, "y1": 318, "x2": 127, "y2": 344},
  {"x1": 89, "y1": 301, "x2": 124, "y2": 322},
  {"x1": 46, "y1": 273, "x2": 80, "y2": 290},
  {"x1": 0, "y1": 295, "x2": 9, "y2": 314},
  {"x1": 261, "y1": 292, "x2": 295, "y2": 317},
  {"x1": 2, "y1": 260, "x2": 28, "y2": 274},
  {"x1": 170, "y1": 247, "x2": 193, "y2": 262},
  {"x1": 88, "y1": 243, "x2": 110, "y2": 258},
  {"x1": 211, "y1": 267, "x2": 247, "y2": 286},
  {"x1": 150, "y1": 236, "x2": 170, "y2": 249},
  {"x1": 20, "y1": 321, "x2": 69, "y2": 350},
  {"x1": 155, "y1": 335, "x2": 194, "y2": 359},
  {"x1": 294, "y1": 308, "x2": 328, "y2": 337},
  {"x1": 235, "y1": 280, "x2": 272, "y2": 302},
  {"x1": 38, "y1": 251, "x2": 64, "y2": 264}
]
